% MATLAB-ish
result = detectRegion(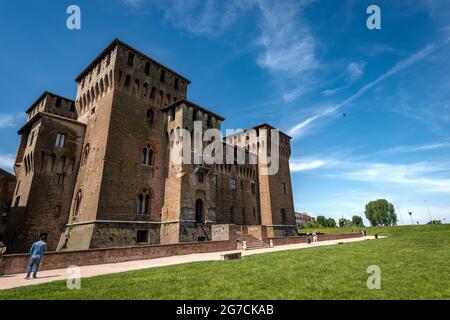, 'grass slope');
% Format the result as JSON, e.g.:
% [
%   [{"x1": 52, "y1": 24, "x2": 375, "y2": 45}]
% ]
[{"x1": 0, "y1": 225, "x2": 449, "y2": 300}]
